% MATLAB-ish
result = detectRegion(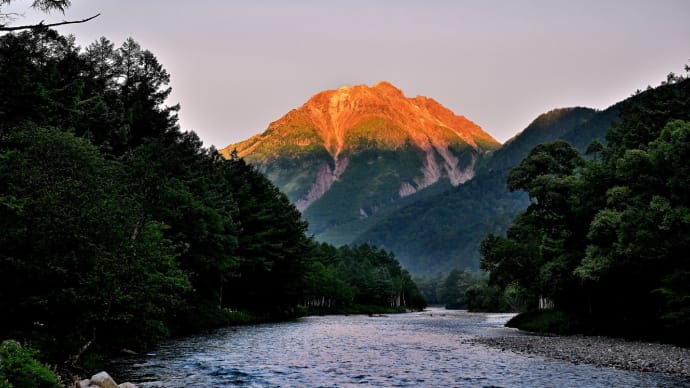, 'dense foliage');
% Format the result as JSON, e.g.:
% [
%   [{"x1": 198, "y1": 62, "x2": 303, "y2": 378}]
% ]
[
  {"x1": 304, "y1": 243, "x2": 426, "y2": 313},
  {"x1": 480, "y1": 75, "x2": 690, "y2": 344},
  {"x1": 0, "y1": 28, "x2": 425, "y2": 376},
  {"x1": 0, "y1": 341, "x2": 60, "y2": 388}
]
